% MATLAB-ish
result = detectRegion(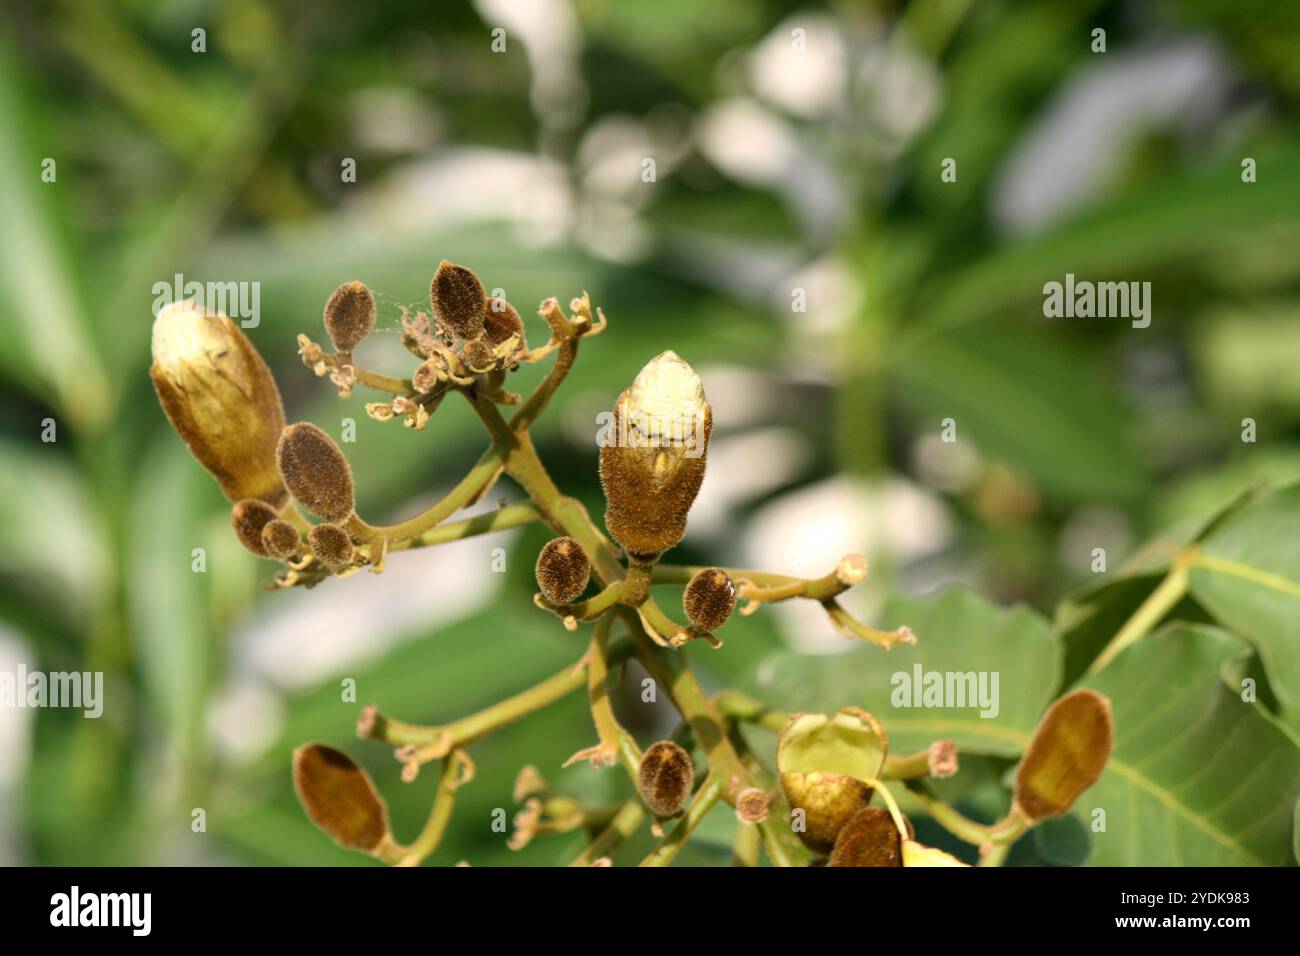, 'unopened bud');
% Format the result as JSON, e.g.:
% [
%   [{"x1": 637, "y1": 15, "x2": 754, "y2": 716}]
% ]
[
  {"x1": 683, "y1": 567, "x2": 735, "y2": 632},
  {"x1": 778, "y1": 707, "x2": 888, "y2": 853},
  {"x1": 462, "y1": 337, "x2": 494, "y2": 372},
  {"x1": 276, "y1": 423, "x2": 355, "y2": 522},
  {"x1": 309, "y1": 523, "x2": 355, "y2": 571},
  {"x1": 1014, "y1": 689, "x2": 1113, "y2": 823},
  {"x1": 261, "y1": 518, "x2": 301, "y2": 559},
  {"x1": 292, "y1": 743, "x2": 392, "y2": 855},
  {"x1": 827, "y1": 807, "x2": 912, "y2": 867},
  {"x1": 231, "y1": 498, "x2": 280, "y2": 557},
  {"x1": 150, "y1": 300, "x2": 285, "y2": 503},
  {"x1": 323, "y1": 280, "x2": 377, "y2": 353},
  {"x1": 637, "y1": 740, "x2": 694, "y2": 818},
  {"x1": 735, "y1": 786, "x2": 769, "y2": 824},
  {"x1": 534, "y1": 537, "x2": 591, "y2": 605},
  {"x1": 431, "y1": 260, "x2": 486, "y2": 339},
  {"x1": 599, "y1": 351, "x2": 712, "y2": 560},
  {"x1": 484, "y1": 297, "x2": 525, "y2": 348}
]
